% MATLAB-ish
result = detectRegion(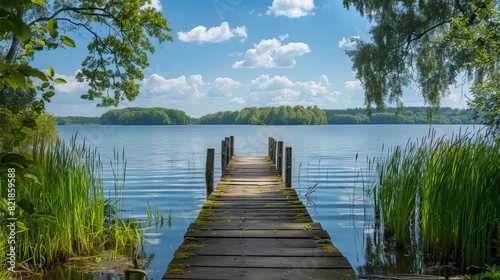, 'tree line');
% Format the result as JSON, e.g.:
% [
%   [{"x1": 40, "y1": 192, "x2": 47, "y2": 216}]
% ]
[
  {"x1": 325, "y1": 107, "x2": 476, "y2": 124},
  {"x1": 99, "y1": 107, "x2": 191, "y2": 125},
  {"x1": 56, "y1": 106, "x2": 477, "y2": 125},
  {"x1": 195, "y1": 105, "x2": 327, "y2": 125}
]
